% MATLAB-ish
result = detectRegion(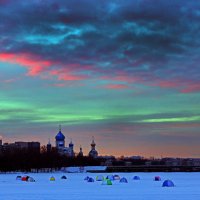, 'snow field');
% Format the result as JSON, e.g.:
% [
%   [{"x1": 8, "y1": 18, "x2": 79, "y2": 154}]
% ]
[{"x1": 0, "y1": 172, "x2": 200, "y2": 200}]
